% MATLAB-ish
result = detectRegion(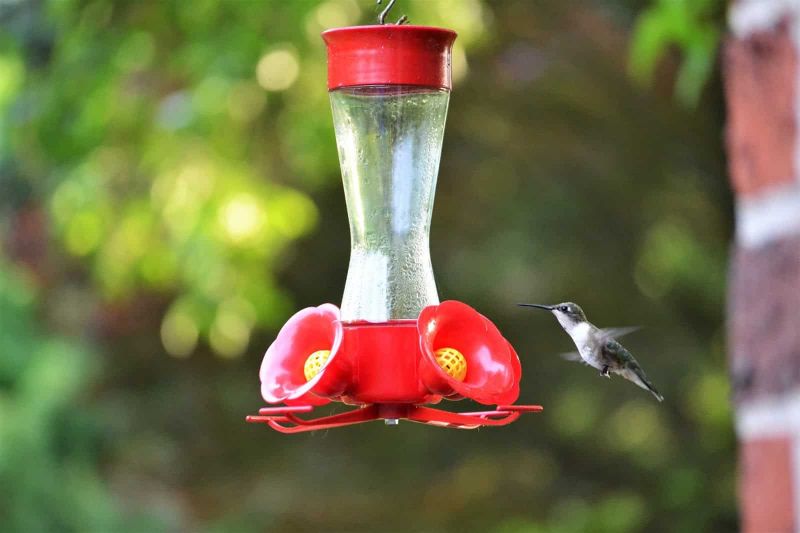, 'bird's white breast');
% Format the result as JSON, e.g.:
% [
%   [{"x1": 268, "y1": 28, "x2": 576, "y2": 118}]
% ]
[
  {"x1": 567, "y1": 321, "x2": 592, "y2": 345},
  {"x1": 566, "y1": 322, "x2": 602, "y2": 369}
]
